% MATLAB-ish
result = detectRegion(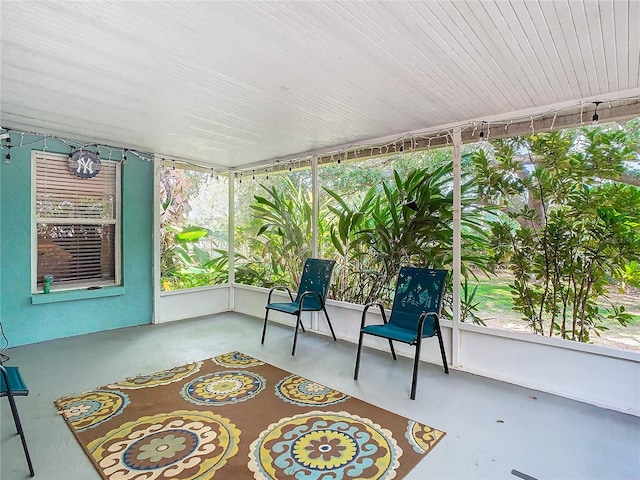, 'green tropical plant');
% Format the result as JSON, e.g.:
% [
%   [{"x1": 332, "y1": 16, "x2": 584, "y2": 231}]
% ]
[
  {"x1": 161, "y1": 225, "x2": 229, "y2": 290},
  {"x1": 460, "y1": 278, "x2": 485, "y2": 326},
  {"x1": 473, "y1": 125, "x2": 640, "y2": 341},
  {"x1": 360, "y1": 165, "x2": 456, "y2": 303},
  {"x1": 159, "y1": 167, "x2": 230, "y2": 290},
  {"x1": 246, "y1": 177, "x2": 313, "y2": 287},
  {"x1": 322, "y1": 187, "x2": 378, "y2": 304},
  {"x1": 321, "y1": 162, "x2": 494, "y2": 317}
]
